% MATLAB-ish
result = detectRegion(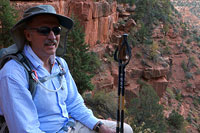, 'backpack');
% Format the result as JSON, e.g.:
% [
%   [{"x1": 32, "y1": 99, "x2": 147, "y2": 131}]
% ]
[
  {"x1": 0, "y1": 44, "x2": 65, "y2": 133},
  {"x1": 0, "y1": 44, "x2": 37, "y2": 97}
]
